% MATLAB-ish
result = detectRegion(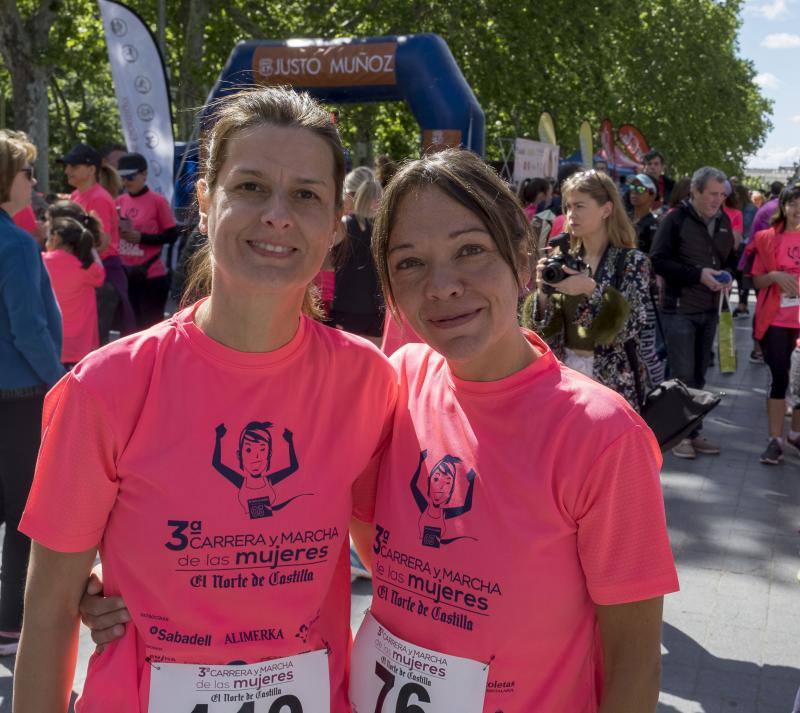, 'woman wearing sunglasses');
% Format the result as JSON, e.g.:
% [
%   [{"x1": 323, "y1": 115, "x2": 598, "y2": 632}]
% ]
[
  {"x1": 0, "y1": 130, "x2": 64, "y2": 656},
  {"x1": 116, "y1": 152, "x2": 179, "y2": 329},
  {"x1": 524, "y1": 169, "x2": 656, "y2": 410}
]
